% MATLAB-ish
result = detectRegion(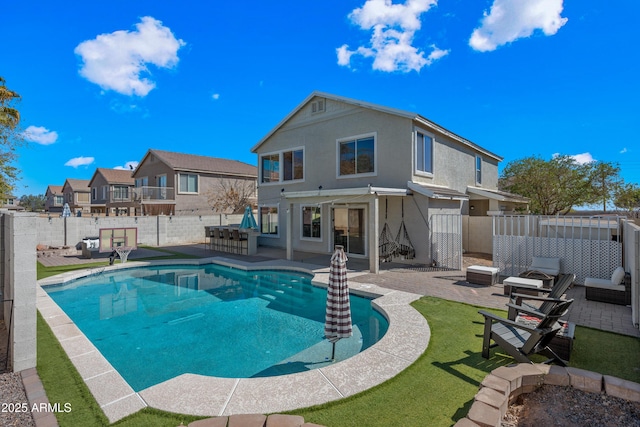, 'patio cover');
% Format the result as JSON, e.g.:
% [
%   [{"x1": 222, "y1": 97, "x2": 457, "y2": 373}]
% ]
[
  {"x1": 466, "y1": 186, "x2": 529, "y2": 204},
  {"x1": 407, "y1": 181, "x2": 468, "y2": 201}
]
